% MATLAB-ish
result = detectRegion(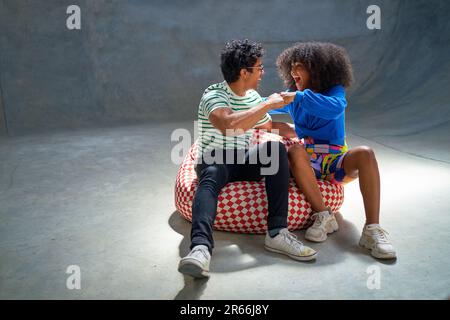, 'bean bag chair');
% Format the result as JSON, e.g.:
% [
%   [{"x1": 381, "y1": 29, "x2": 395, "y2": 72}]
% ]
[{"x1": 174, "y1": 130, "x2": 344, "y2": 234}]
